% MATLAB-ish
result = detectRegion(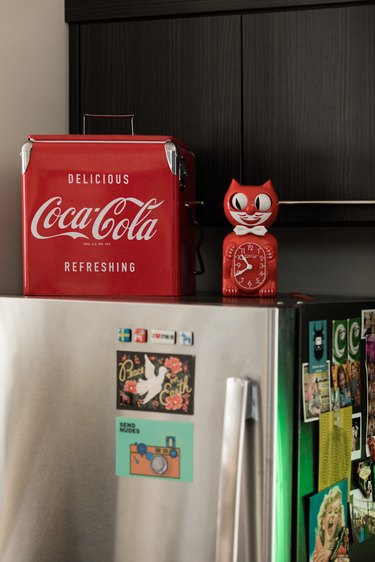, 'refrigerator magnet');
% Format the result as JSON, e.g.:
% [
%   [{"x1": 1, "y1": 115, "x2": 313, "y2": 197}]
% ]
[
  {"x1": 118, "y1": 328, "x2": 132, "y2": 343},
  {"x1": 318, "y1": 407, "x2": 352, "y2": 495},
  {"x1": 133, "y1": 328, "x2": 147, "y2": 343},
  {"x1": 151, "y1": 329, "x2": 176, "y2": 344},
  {"x1": 179, "y1": 331, "x2": 193, "y2": 346},
  {"x1": 349, "y1": 488, "x2": 374, "y2": 544},
  {"x1": 302, "y1": 362, "x2": 331, "y2": 422},
  {"x1": 347, "y1": 317, "x2": 361, "y2": 408},
  {"x1": 309, "y1": 479, "x2": 348, "y2": 562},
  {"x1": 116, "y1": 417, "x2": 193, "y2": 482},
  {"x1": 348, "y1": 318, "x2": 361, "y2": 362},
  {"x1": 308, "y1": 320, "x2": 327, "y2": 373},
  {"x1": 116, "y1": 351, "x2": 195, "y2": 415},
  {"x1": 361, "y1": 309, "x2": 375, "y2": 338},
  {"x1": 331, "y1": 364, "x2": 352, "y2": 409},
  {"x1": 332, "y1": 319, "x2": 347, "y2": 366},
  {"x1": 351, "y1": 413, "x2": 362, "y2": 461},
  {"x1": 355, "y1": 460, "x2": 373, "y2": 500}
]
